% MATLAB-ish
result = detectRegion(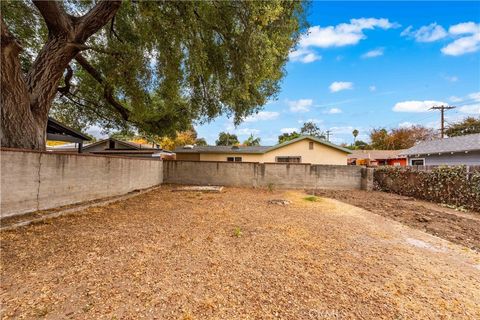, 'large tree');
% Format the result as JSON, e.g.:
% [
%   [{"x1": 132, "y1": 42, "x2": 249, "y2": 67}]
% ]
[
  {"x1": 1, "y1": 0, "x2": 306, "y2": 150},
  {"x1": 278, "y1": 131, "x2": 300, "y2": 144},
  {"x1": 216, "y1": 132, "x2": 239, "y2": 146},
  {"x1": 370, "y1": 125, "x2": 436, "y2": 150},
  {"x1": 300, "y1": 121, "x2": 325, "y2": 139},
  {"x1": 446, "y1": 117, "x2": 480, "y2": 137}
]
